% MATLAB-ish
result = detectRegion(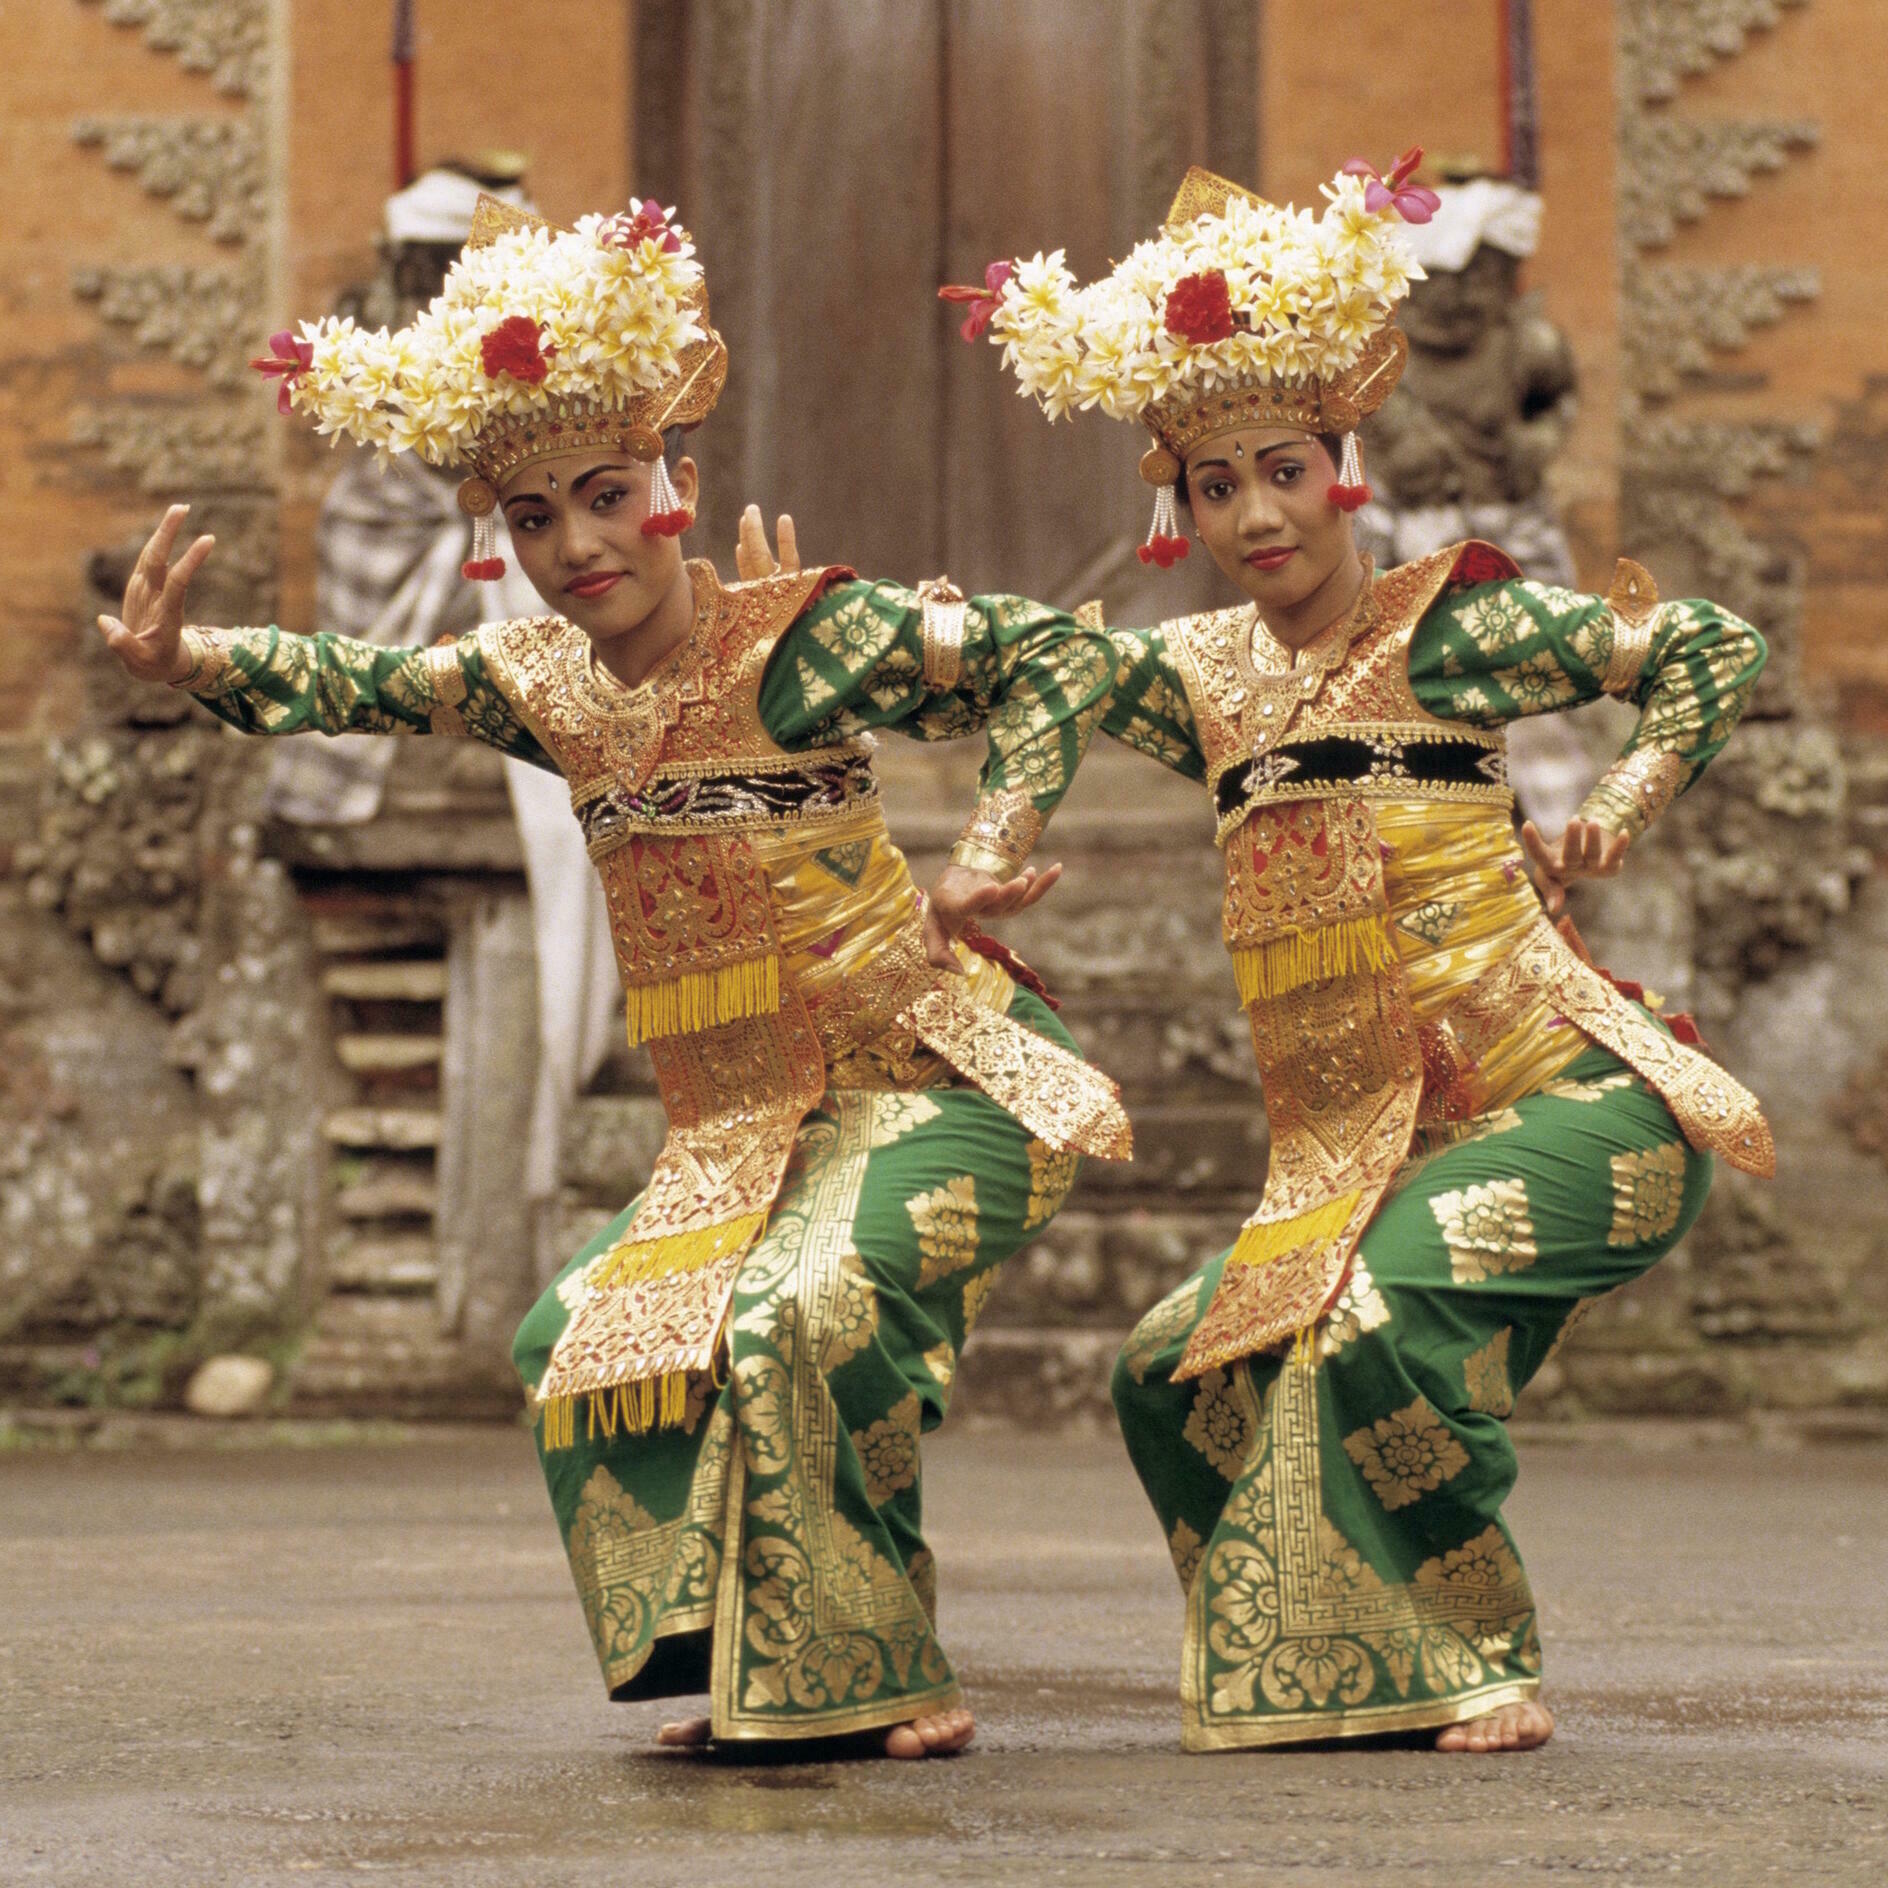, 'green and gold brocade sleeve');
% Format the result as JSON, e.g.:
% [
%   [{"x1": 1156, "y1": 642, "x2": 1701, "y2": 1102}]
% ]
[
  {"x1": 1407, "y1": 575, "x2": 1767, "y2": 838},
  {"x1": 1096, "y1": 622, "x2": 1208, "y2": 783},
  {"x1": 759, "y1": 579, "x2": 1117, "y2": 878},
  {"x1": 171, "y1": 624, "x2": 558, "y2": 771}
]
